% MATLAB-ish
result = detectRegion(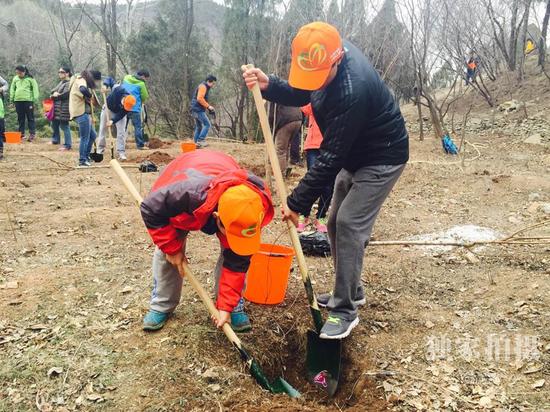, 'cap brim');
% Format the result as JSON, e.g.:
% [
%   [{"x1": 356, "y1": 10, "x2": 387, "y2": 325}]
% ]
[
  {"x1": 226, "y1": 230, "x2": 261, "y2": 256},
  {"x1": 288, "y1": 61, "x2": 331, "y2": 91}
]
